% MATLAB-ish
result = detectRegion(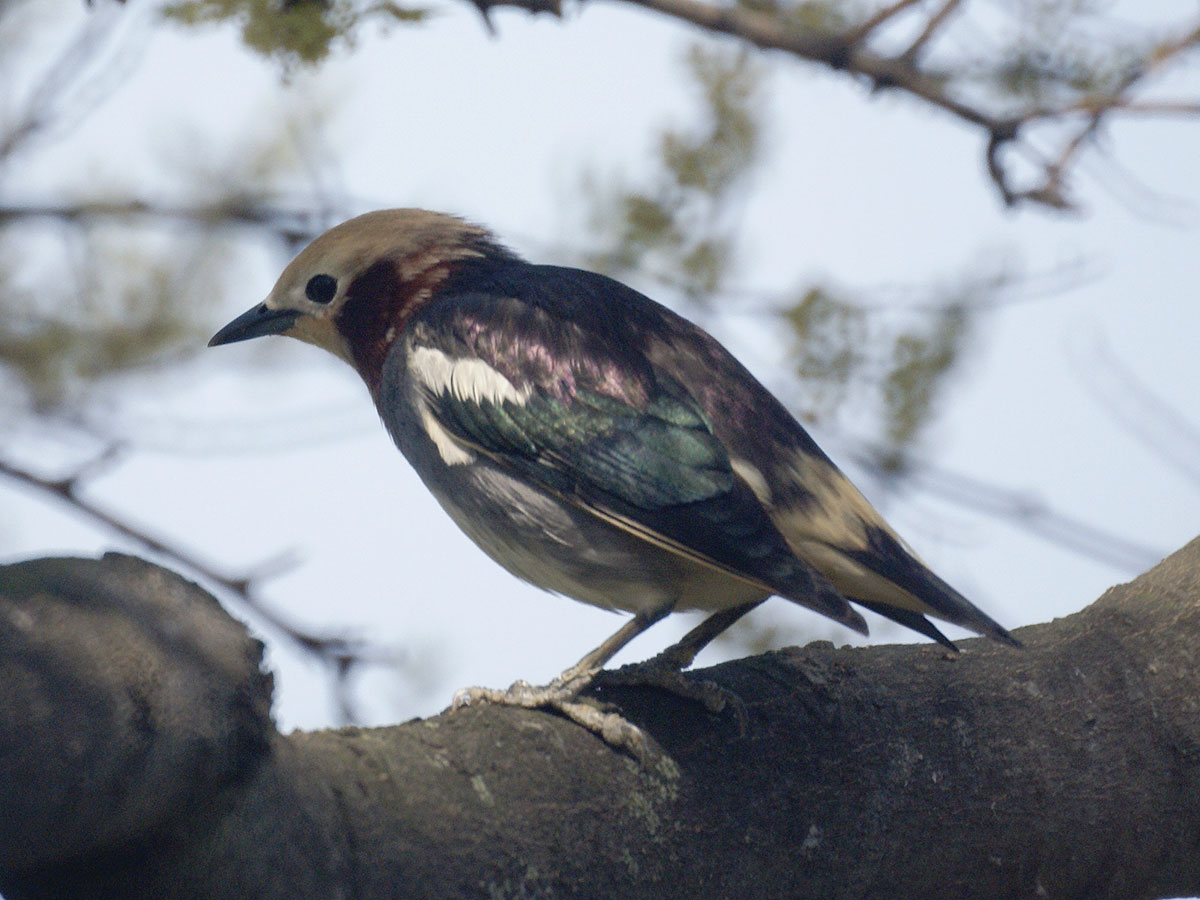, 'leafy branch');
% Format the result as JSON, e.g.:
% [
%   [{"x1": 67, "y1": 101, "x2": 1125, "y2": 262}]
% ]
[
  {"x1": 167, "y1": 0, "x2": 1200, "y2": 211},
  {"x1": 589, "y1": 0, "x2": 1200, "y2": 209}
]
